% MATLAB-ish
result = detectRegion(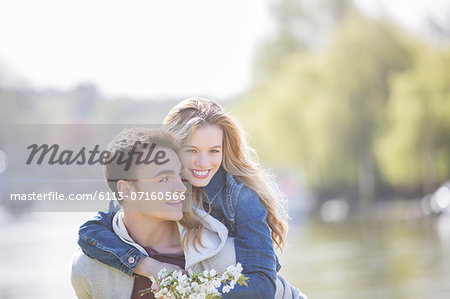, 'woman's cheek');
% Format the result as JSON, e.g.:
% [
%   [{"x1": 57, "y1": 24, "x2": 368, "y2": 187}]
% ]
[
  {"x1": 179, "y1": 152, "x2": 192, "y2": 167},
  {"x1": 215, "y1": 153, "x2": 223, "y2": 167}
]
